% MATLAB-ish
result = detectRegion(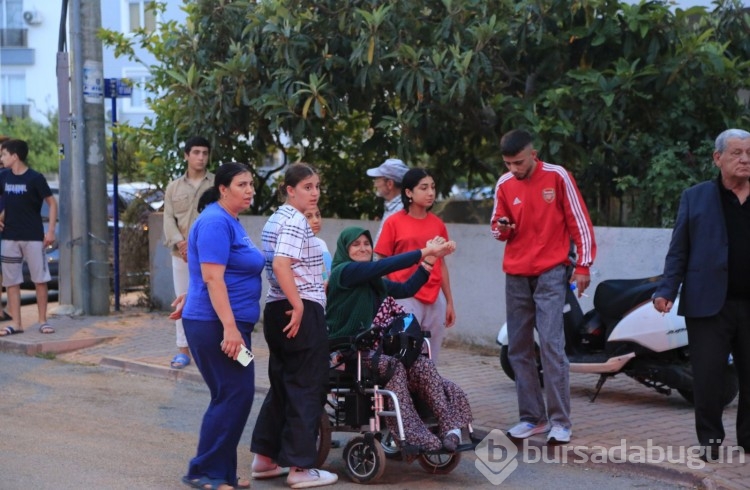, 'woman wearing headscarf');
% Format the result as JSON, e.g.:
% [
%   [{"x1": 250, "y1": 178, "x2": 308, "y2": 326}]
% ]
[{"x1": 326, "y1": 226, "x2": 472, "y2": 452}]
